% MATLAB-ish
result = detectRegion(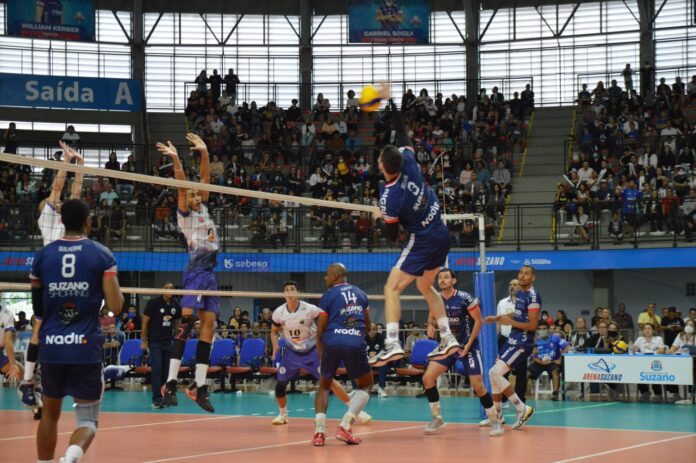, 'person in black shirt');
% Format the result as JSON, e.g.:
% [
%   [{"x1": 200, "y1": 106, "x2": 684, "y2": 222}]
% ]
[
  {"x1": 141, "y1": 283, "x2": 181, "y2": 408},
  {"x1": 661, "y1": 307, "x2": 685, "y2": 347},
  {"x1": 365, "y1": 323, "x2": 388, "y2": 397}
]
